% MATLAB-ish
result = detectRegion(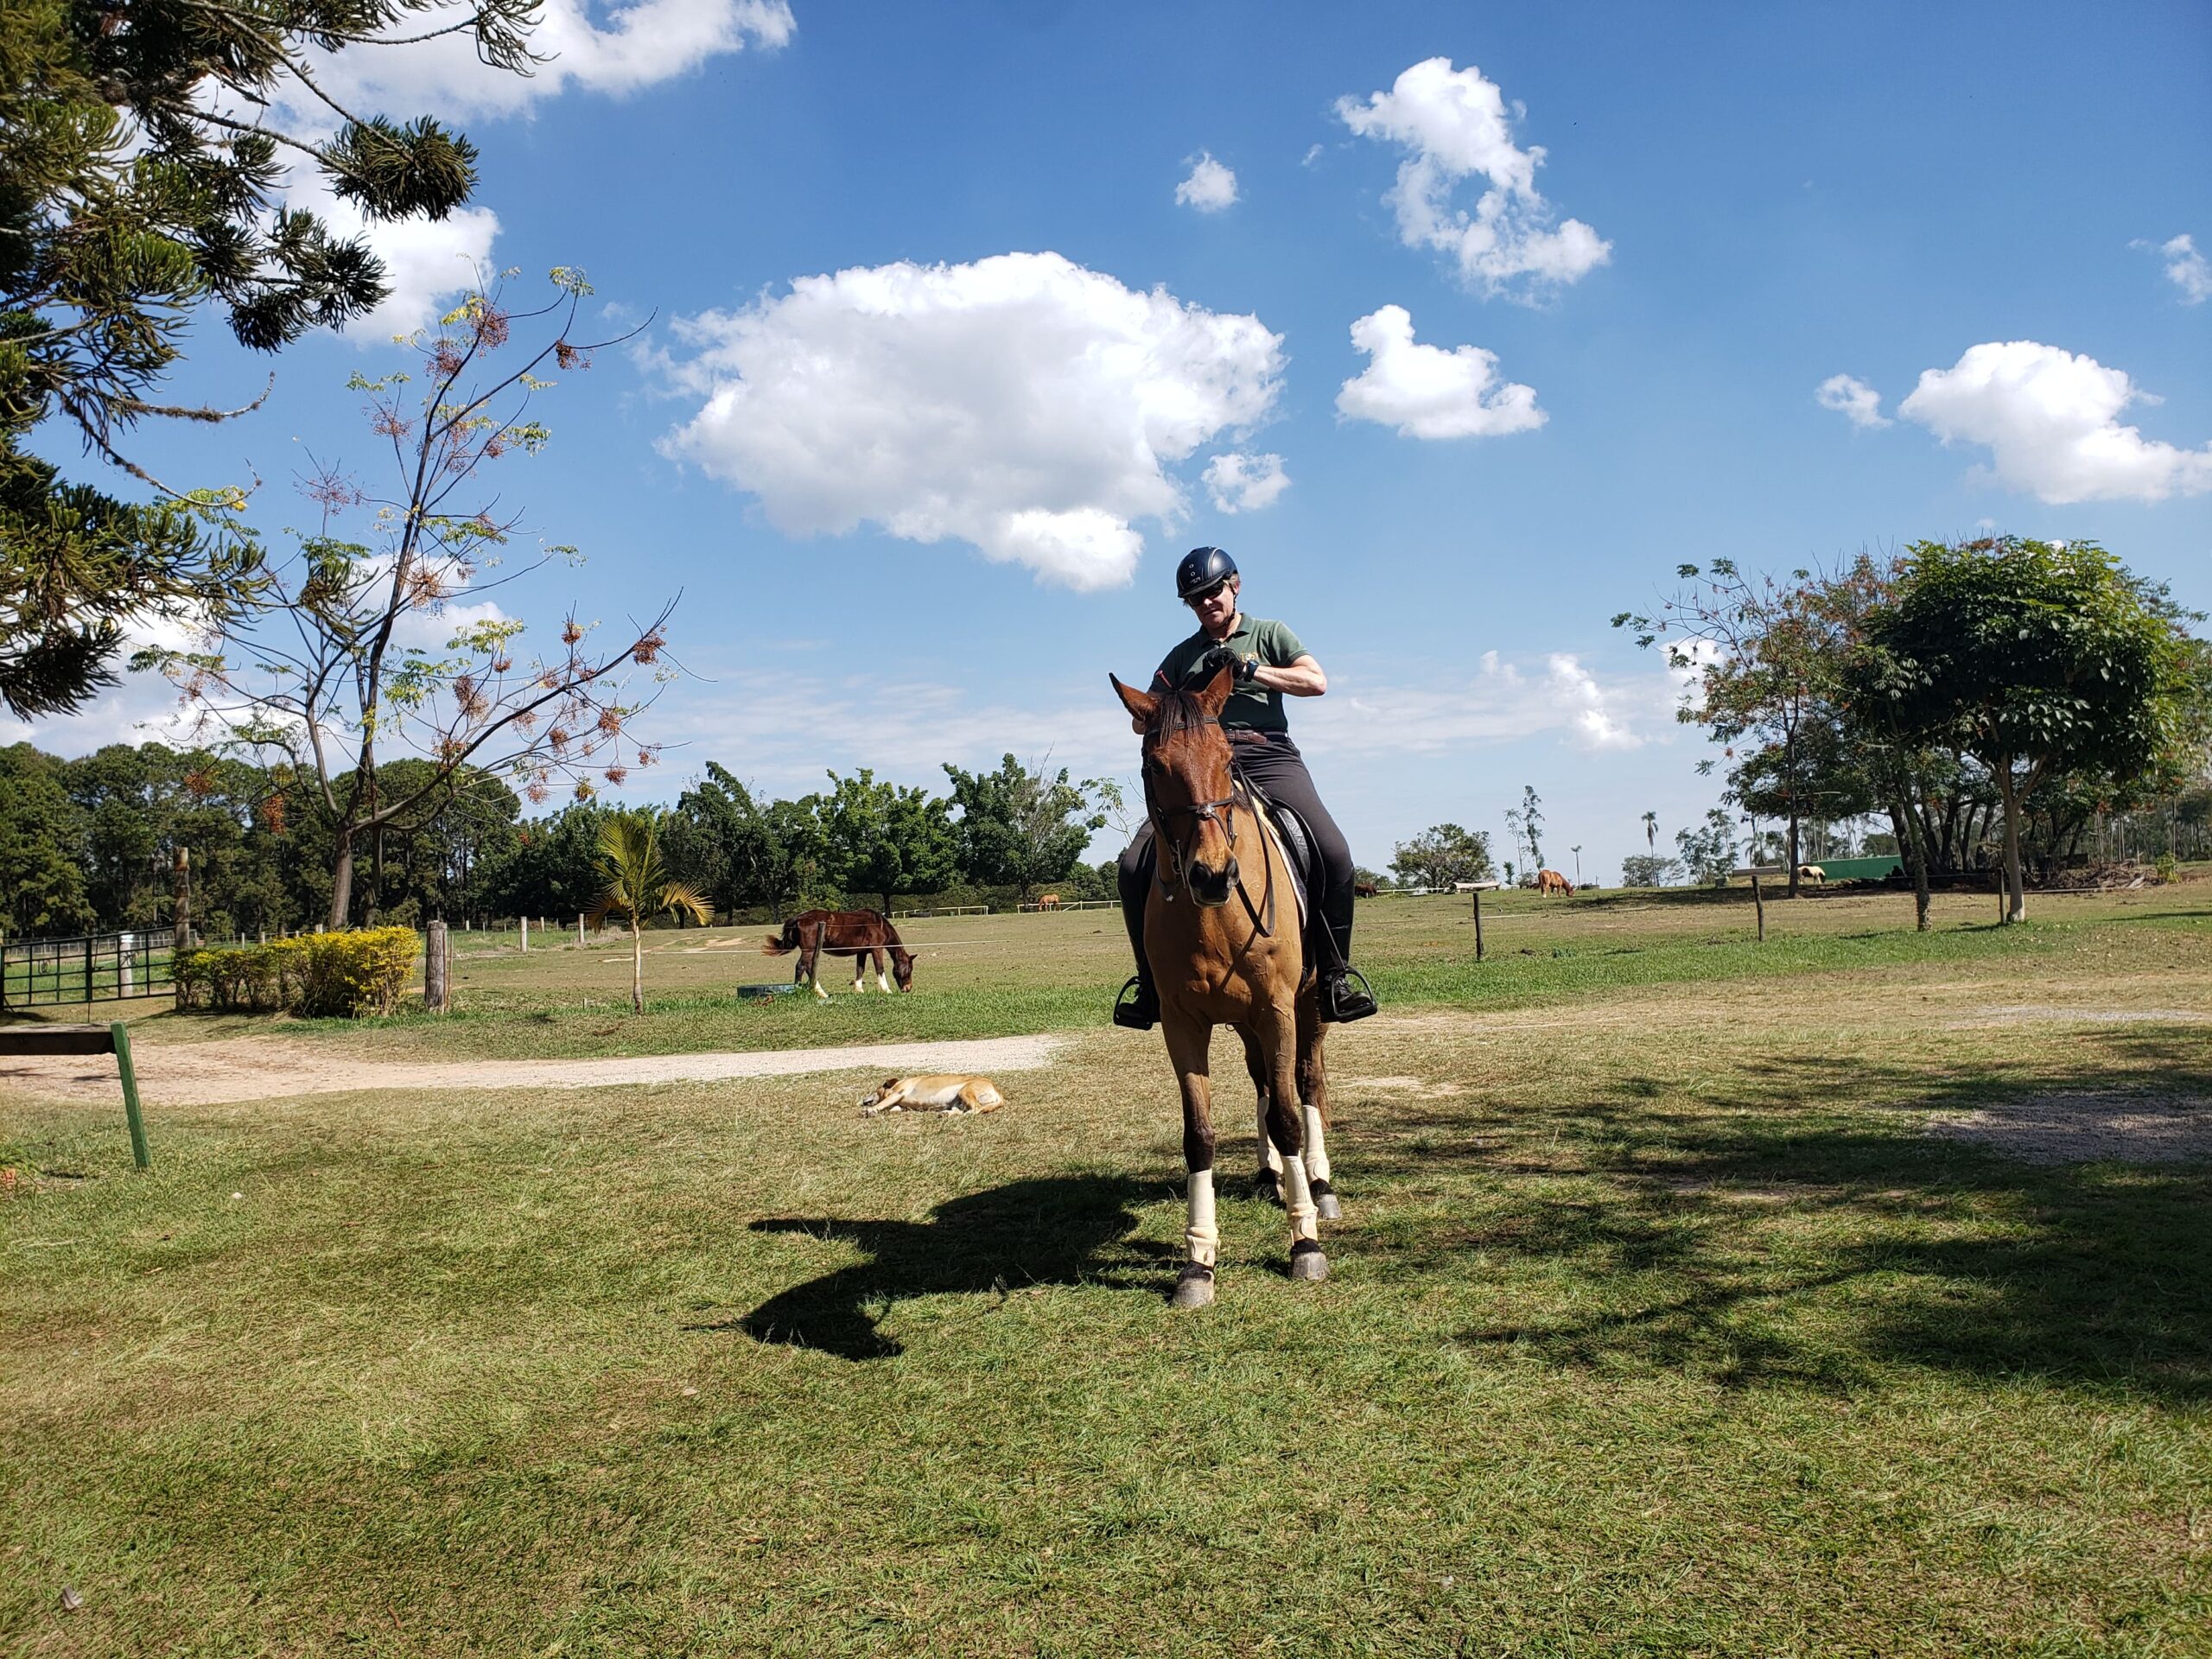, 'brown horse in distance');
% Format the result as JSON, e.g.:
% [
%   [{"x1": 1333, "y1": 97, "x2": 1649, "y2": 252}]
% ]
[
  {"x1": 1535, "y1": 869, "x2": 1575, "y2": 896},
  {"x1": 1112, "y1": 663, "x2": 1337, "y2": 1309},
  {"x1": 764, "y1": 909, "x2": 915, "y2": 997}
]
